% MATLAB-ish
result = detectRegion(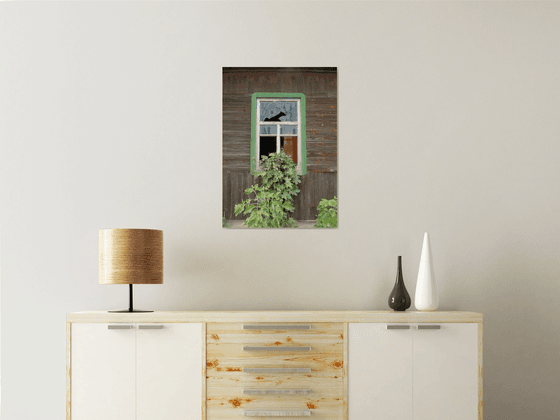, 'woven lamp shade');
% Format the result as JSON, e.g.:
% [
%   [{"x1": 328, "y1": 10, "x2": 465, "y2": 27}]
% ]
[{"x1": 99, "y1": 229, "x2": 163, "y2": 285}]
